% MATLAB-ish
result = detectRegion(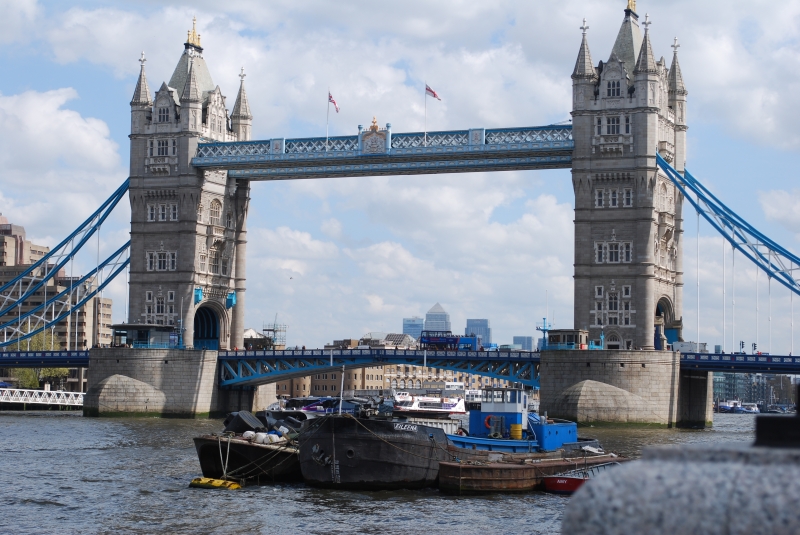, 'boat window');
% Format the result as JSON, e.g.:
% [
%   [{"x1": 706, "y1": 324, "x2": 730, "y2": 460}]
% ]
[
  {"x1": 505, "y1": 391, "x2": 512, "y2": 403},
  {"x1": 493, "y1": 390, "x2": 503, "y2": 402}
]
